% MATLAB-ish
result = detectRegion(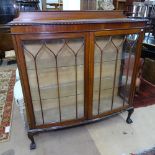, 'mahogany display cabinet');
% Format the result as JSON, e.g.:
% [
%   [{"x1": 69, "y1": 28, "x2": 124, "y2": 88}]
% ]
[{"x1": 10, "y1": 11, "x2": 146, "y2": 149}]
